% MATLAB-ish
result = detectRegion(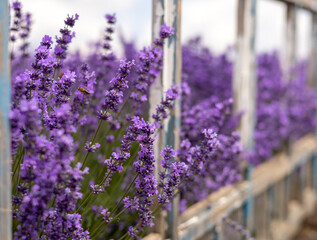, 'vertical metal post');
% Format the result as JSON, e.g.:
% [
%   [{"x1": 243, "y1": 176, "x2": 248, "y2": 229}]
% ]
[
  {"x1": 150, "y1": 0, "x2": 165, "y2": 236},
  {"x1": 267, "y1": 187, "x2": 274, "y2": 238},
  {"x1": 314, "y1": 155, "x2": 317, "y2": 190},
  {"x1": 234, "y1": 0, "x2": 257, "y2": 150},
  {"x1": 164, "y1": 1, "x2": 181, "y2": 239},
  {"x1": 213, "y1": 229, "x2": 219, "y2": 240},
  {"x1": 309, "y1": 14, "x2": 317, "y2": 87},
  {"x1": 283, "y1": 3, "x2": 298, "y2": 223},
  {"x1": 0, "y1": 0, "x2": 12, "y2": 239},
  {"x1": 233, "y1": 0, "x2": 257, "y2": 235},
  {"x1": 150, "y1": 0, "x2": 164, "y2": 178},
  {"x1": 313, "y1": 13, "x2": 317, "y2": 191},
  {"x1": 150, "y1": 0, "x2": 181, "y2": 239},
  {"x1": 283, "y1": 3, "x2": 297, "y2": 77}
]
